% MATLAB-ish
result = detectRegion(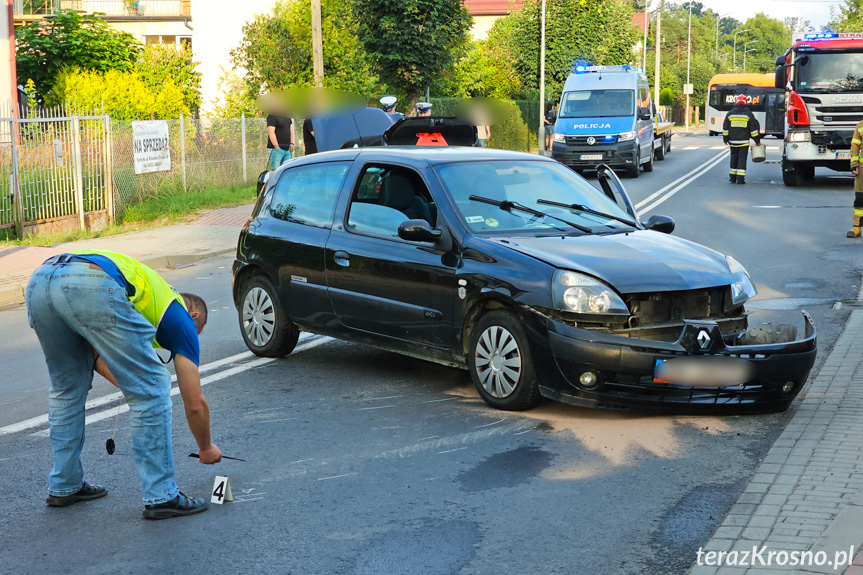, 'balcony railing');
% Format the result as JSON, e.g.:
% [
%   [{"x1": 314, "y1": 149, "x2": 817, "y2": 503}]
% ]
[{"x1": 14, "y1": 0, "x2": 191, "y2": 18}]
